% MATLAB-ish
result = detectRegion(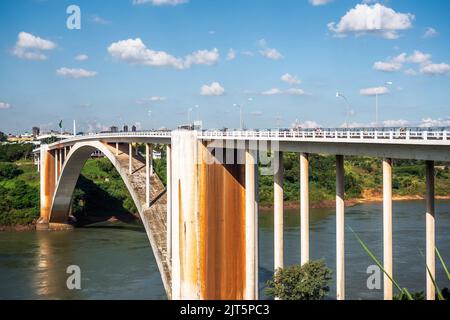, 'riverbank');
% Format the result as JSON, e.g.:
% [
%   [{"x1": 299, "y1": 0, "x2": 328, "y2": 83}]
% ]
[{"x1": 259, "y1": 192, "x2": 450, "y2": 211}]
